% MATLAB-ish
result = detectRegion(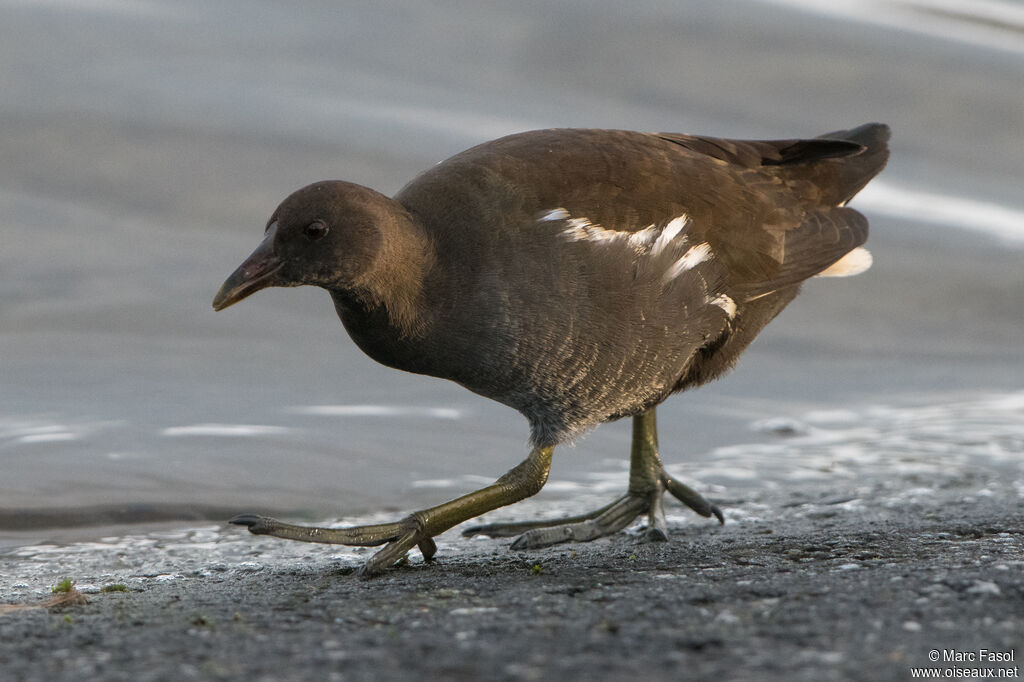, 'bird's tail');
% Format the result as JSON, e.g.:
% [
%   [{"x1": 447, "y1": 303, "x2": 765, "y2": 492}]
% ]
[{"x1": 814, "y1": 122, "x2": 891, "y2": 206}]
